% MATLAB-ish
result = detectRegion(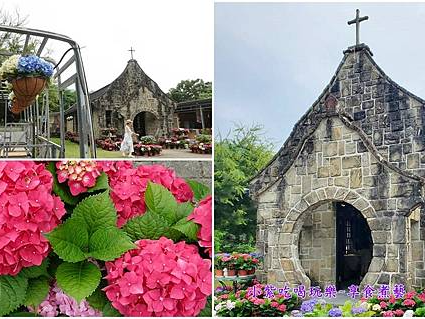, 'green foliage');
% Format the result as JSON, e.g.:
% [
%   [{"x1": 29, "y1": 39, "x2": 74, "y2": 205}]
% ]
[
  {"x1": 23, "y1": 277, "x2": 49, "y2": 308},
  {"x1": 46, "y1": 162, "x2": 79, "y2": 206},
  {"x1": 19, "y1": 259, "x2": 50, "y2": 279},
  {"x1": 0, "y1": 274, "x2": 28, "y2": 316},
  {"x1": 123, "y1": 182, "x2": 199, "y2": 242},
  {"x1": 45, "y1": 191, "x2": 135, "y2": 262},
  {"x1": 88, "y1": 227, "x2": 135, "y2": 261},
  {"x1": 44, "y1": 219, "x2": 89, "y2": 262},
  {"x1": 198, "y1": 297, "x2": 212, "y2": 317},
  {"x1": 215, "y1": 124, "x2": 274, "y2": 252},
  {"x1": 168, "y1": 79, "x2": 212, "y2": 102},
  {"x1": 86, "y1": 288, "x2": 122, "y2": 317},
  {"x1": 186, "y1": 179, "x2": 211, "y2": 202},
  {"x1": 56, "y1": 261, "x2": 101, "y2": 302},
  {"x1": 415, "y1": 307, "x2": 425, "y2": 317}
]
